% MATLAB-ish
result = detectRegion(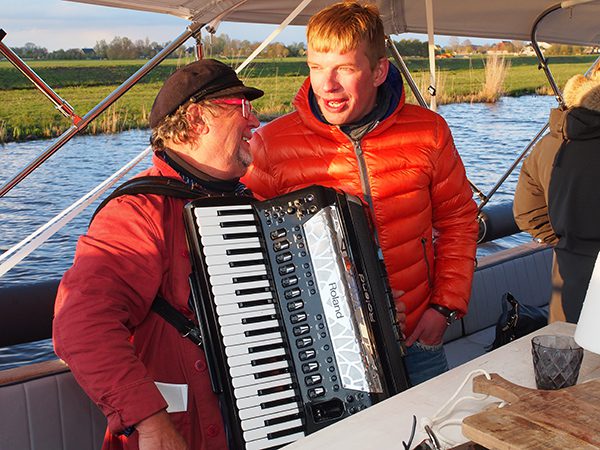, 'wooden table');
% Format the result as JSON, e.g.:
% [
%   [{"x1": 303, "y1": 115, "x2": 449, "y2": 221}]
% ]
[{"x1": 284, "y1": 322, "x2": 600, "y2": 449}]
